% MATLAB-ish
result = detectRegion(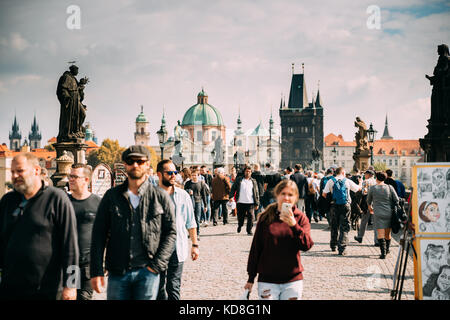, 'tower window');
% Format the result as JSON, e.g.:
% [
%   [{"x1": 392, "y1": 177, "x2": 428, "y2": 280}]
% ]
[{"x1": 141, "y1": 128, "x2": 144, "y2": 134}]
